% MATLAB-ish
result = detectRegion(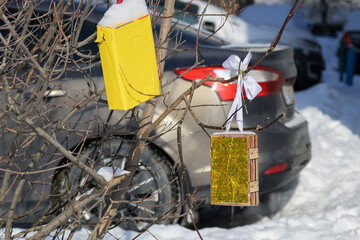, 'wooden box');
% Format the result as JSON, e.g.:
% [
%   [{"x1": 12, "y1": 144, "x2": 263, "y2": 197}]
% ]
[{"x1": 211, "y1": 132, "x2": 259, "y2": 206}]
